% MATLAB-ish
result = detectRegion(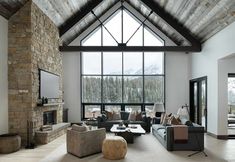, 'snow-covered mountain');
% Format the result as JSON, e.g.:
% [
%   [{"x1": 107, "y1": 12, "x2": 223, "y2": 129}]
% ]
[{"x1": 107, "y1": 65, "x2": 161, "y2": 75}]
